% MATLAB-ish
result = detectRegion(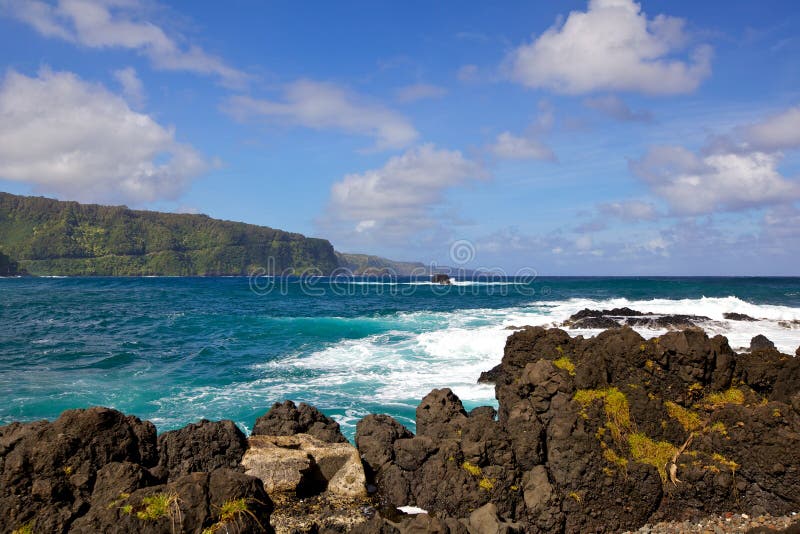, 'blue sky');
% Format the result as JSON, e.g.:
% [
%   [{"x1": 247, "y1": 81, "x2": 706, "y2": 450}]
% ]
[{"x1": 0, "y1": 0, "x2": 799, "y2": 275}]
